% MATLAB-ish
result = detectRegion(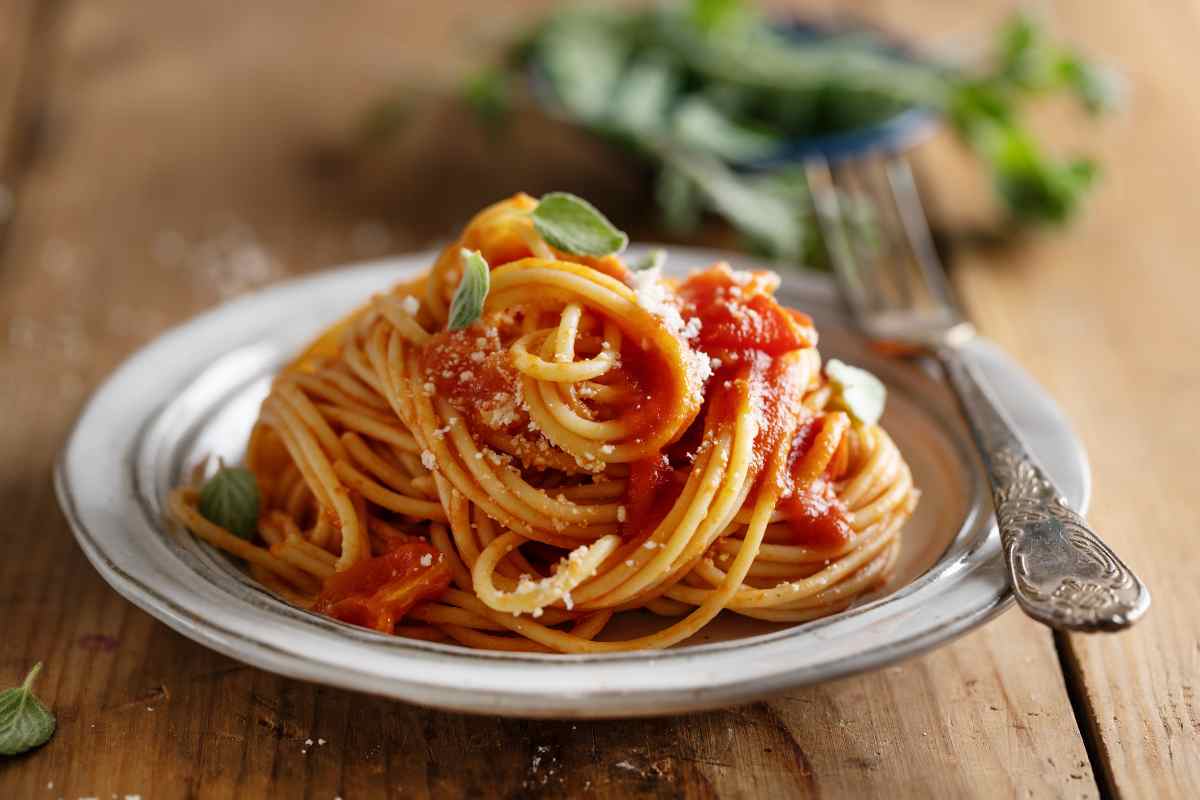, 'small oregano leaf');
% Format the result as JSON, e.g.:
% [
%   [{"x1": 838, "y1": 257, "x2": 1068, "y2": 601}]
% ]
[
  {"x1": 448, "y1": 249, "x2": 491, "y2": 331},
  {"x1": 825, "y1": 359, "x2": 887, "y2": 426},
  {"x1": 632, "y1": 248, "x2": 667, "y2": 272},
  {"x1": 532, "y1": 192, "x2": 629, "y2": 256},
  {"x1": 198, "y1": 466, "x2": 260, "y2": 540},
  {"x1": 0, "y1": 663, "x2": 56, "y2": 756}
]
